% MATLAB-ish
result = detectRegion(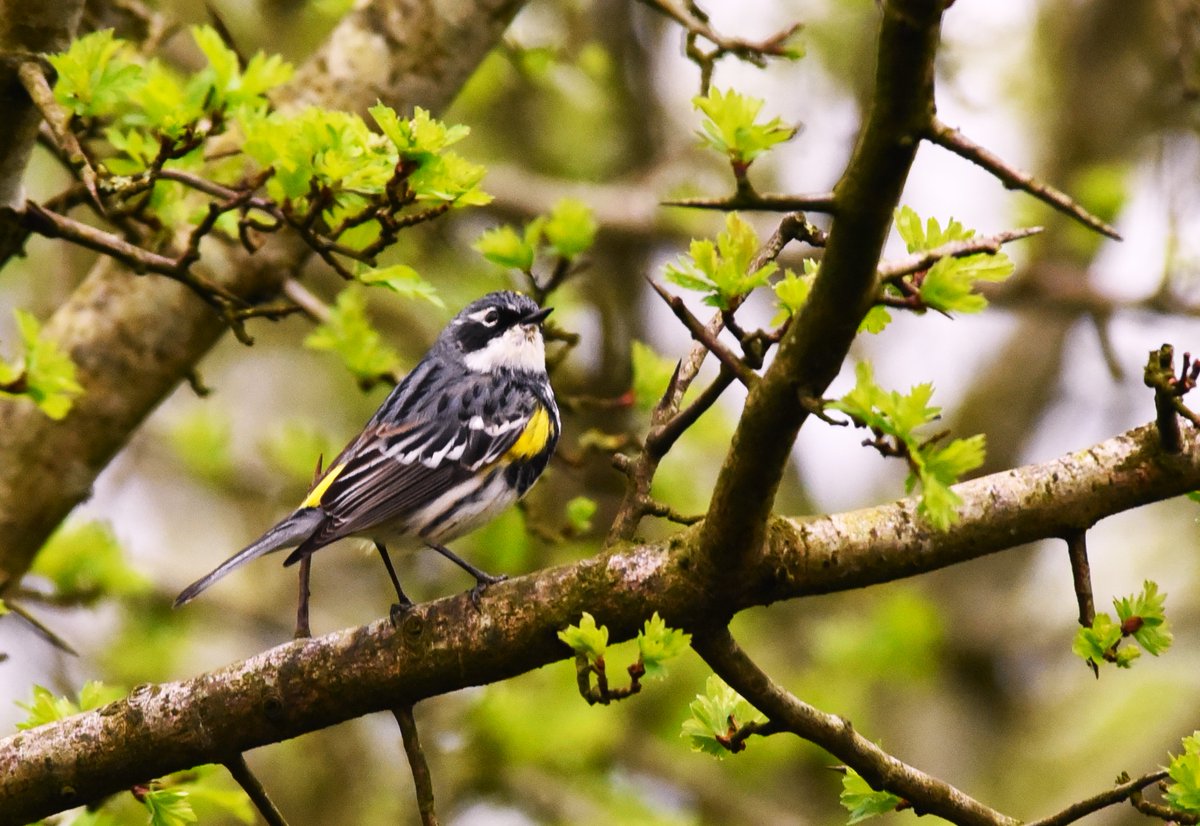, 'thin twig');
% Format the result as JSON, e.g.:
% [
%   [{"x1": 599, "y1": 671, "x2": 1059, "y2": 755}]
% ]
[
  {"x1": 693, "y1": 626, "x2": 1017, "y2": 826},
  {"x1": 1130, "y1": 783, "x2": 1199, "y2": 824},
  {"x1": 926, "y1": 118, "x2": 1121, "y2": 241},
  {"x1": 392, "y1": 705, "x2": 440, "y2": 826},
  {"x1": 4, "y1": 601, "x2": 77, "y2": 656},
  {"x1": 877, "y1": 227, "x2": 1043, "y2": 282},
  {"x1": 1024, "y1": 771, "x2": 1168, "y2": 826},
  {"x1": 282, "y1": 279, "x2": 332, "y2": 323},
  {"x1": 663, "y1": 192, "x2": 837, "y2": 214},
  {"x1": 224, "y1": 754, "x2": 290, "y2": 826},
  {"x1": 646, "y1": 280, "x2": 758, "y2": 389}
]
